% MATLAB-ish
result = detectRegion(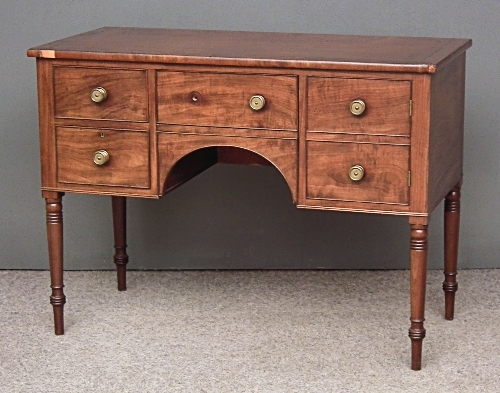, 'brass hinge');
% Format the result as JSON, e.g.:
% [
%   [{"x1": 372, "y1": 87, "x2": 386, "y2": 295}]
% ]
[
  {"x1": 408, "y1": 171, "x2": 411, "y2": 187},
  {"x1": 409, "y1": 100, "x2": 413, "y2": 116}
]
